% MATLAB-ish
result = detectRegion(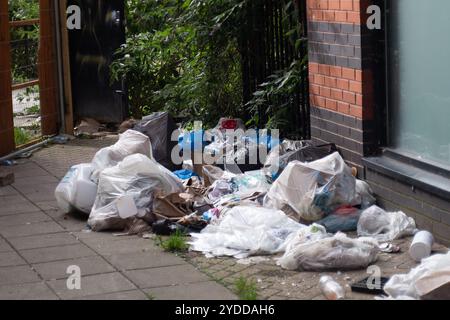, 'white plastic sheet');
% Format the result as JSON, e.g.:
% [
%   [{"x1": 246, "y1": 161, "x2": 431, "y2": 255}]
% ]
[
  {"x1": 189, "y1": 206, "x2": 305, "y2": 259},
  {"x1": 55, "y1": 163, "x2": 97, "y2": 214},
  {"x1": 88, "y1": 154, "x2": 184, "y2": 231},
  {"x1": 357, "y1": 205, "x2": 417, "y2": 242},
  {"x1": 91, "y1": 130, "x2": 153, "y2": 180},
  {"x1": 383, "y1": 251, "x2": 450, "y2": 300},
  {"x1": 278, "y1": 232, "x2": 379, "y2": 271},
  {"x1": 264, "y1": 152, "x2": 356, "y2": 222}
]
